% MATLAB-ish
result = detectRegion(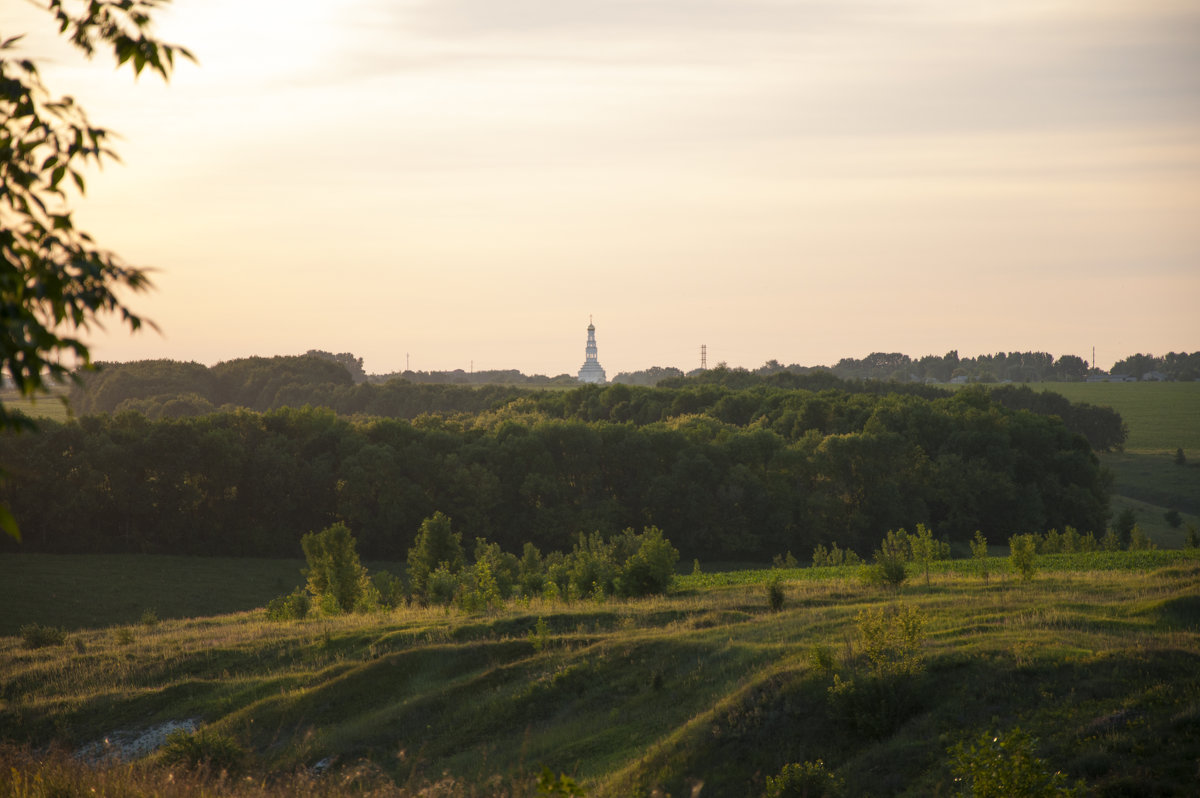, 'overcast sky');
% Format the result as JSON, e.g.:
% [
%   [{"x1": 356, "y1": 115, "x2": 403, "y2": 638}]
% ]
[{"x1": 6, "y1": 0, "x2": 1198, "y2": 375}]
